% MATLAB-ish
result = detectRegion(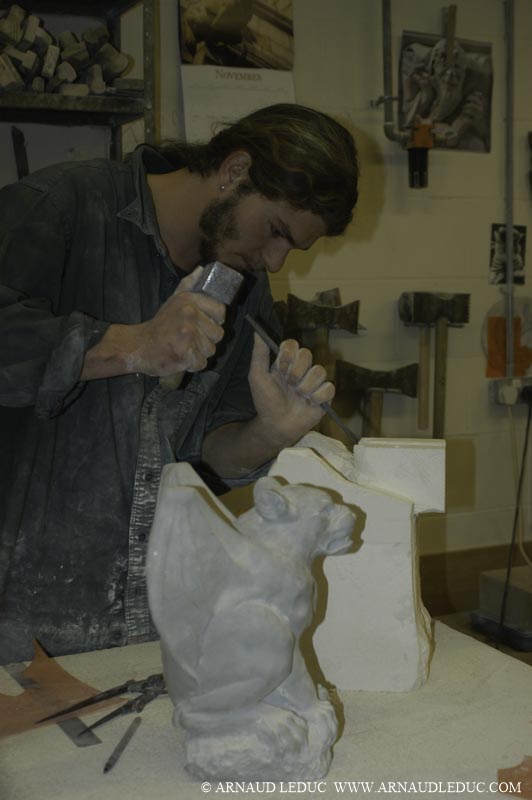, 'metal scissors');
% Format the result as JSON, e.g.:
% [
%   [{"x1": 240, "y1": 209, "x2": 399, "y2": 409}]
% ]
[{"x1": 35, "y1": 672, "x2": 166, "y2": 735}]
